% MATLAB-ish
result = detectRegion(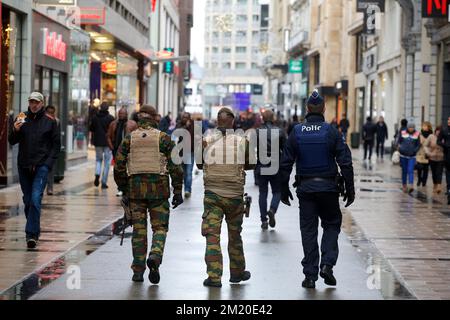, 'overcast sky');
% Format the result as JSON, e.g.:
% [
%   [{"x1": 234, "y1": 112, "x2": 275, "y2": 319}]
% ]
[{"x1": 191, "y1": 0, "x2": 206, "y2": 67}]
